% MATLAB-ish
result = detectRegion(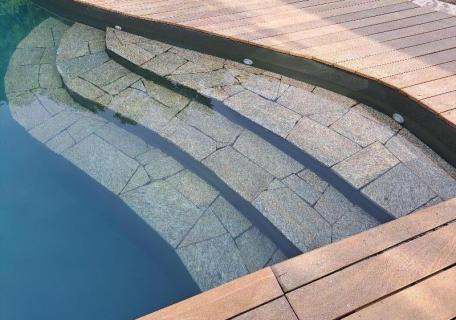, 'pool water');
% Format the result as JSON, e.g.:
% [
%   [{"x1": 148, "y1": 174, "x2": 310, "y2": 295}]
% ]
[{"x1": 0, "y1": 4, "x2": 200, "y2": 319}]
